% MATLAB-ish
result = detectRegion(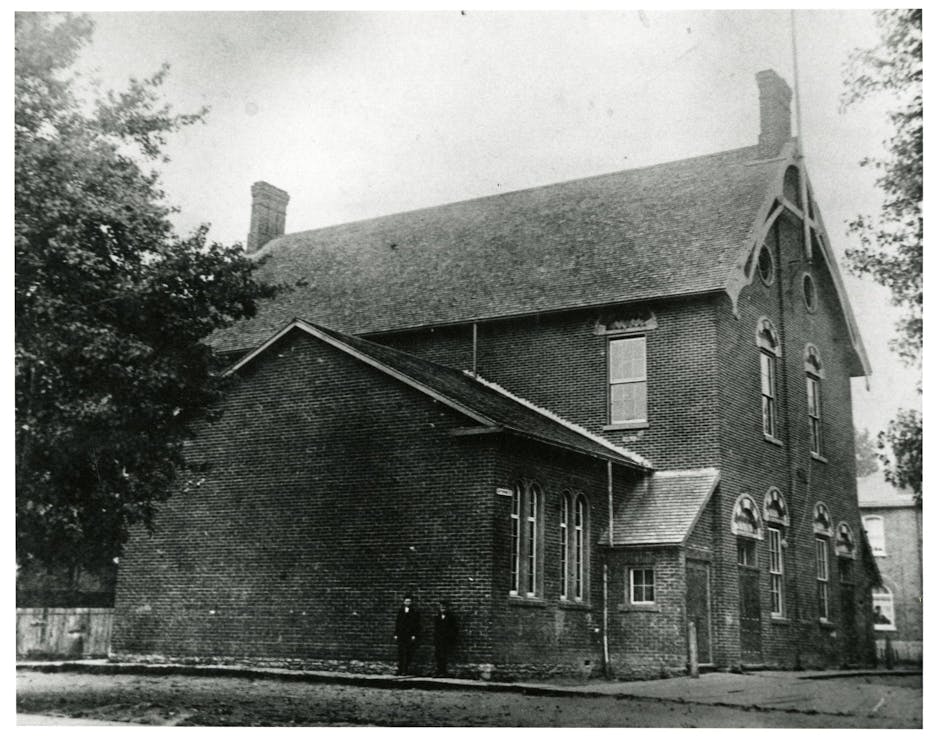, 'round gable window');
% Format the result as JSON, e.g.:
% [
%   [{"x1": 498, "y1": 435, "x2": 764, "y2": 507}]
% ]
[
  {"x1": 802, "y1": 273, "x2": 817, "y2": 312},
  {"x1": 758, "y1": 245, "x2": 774, "y2": 286}
]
